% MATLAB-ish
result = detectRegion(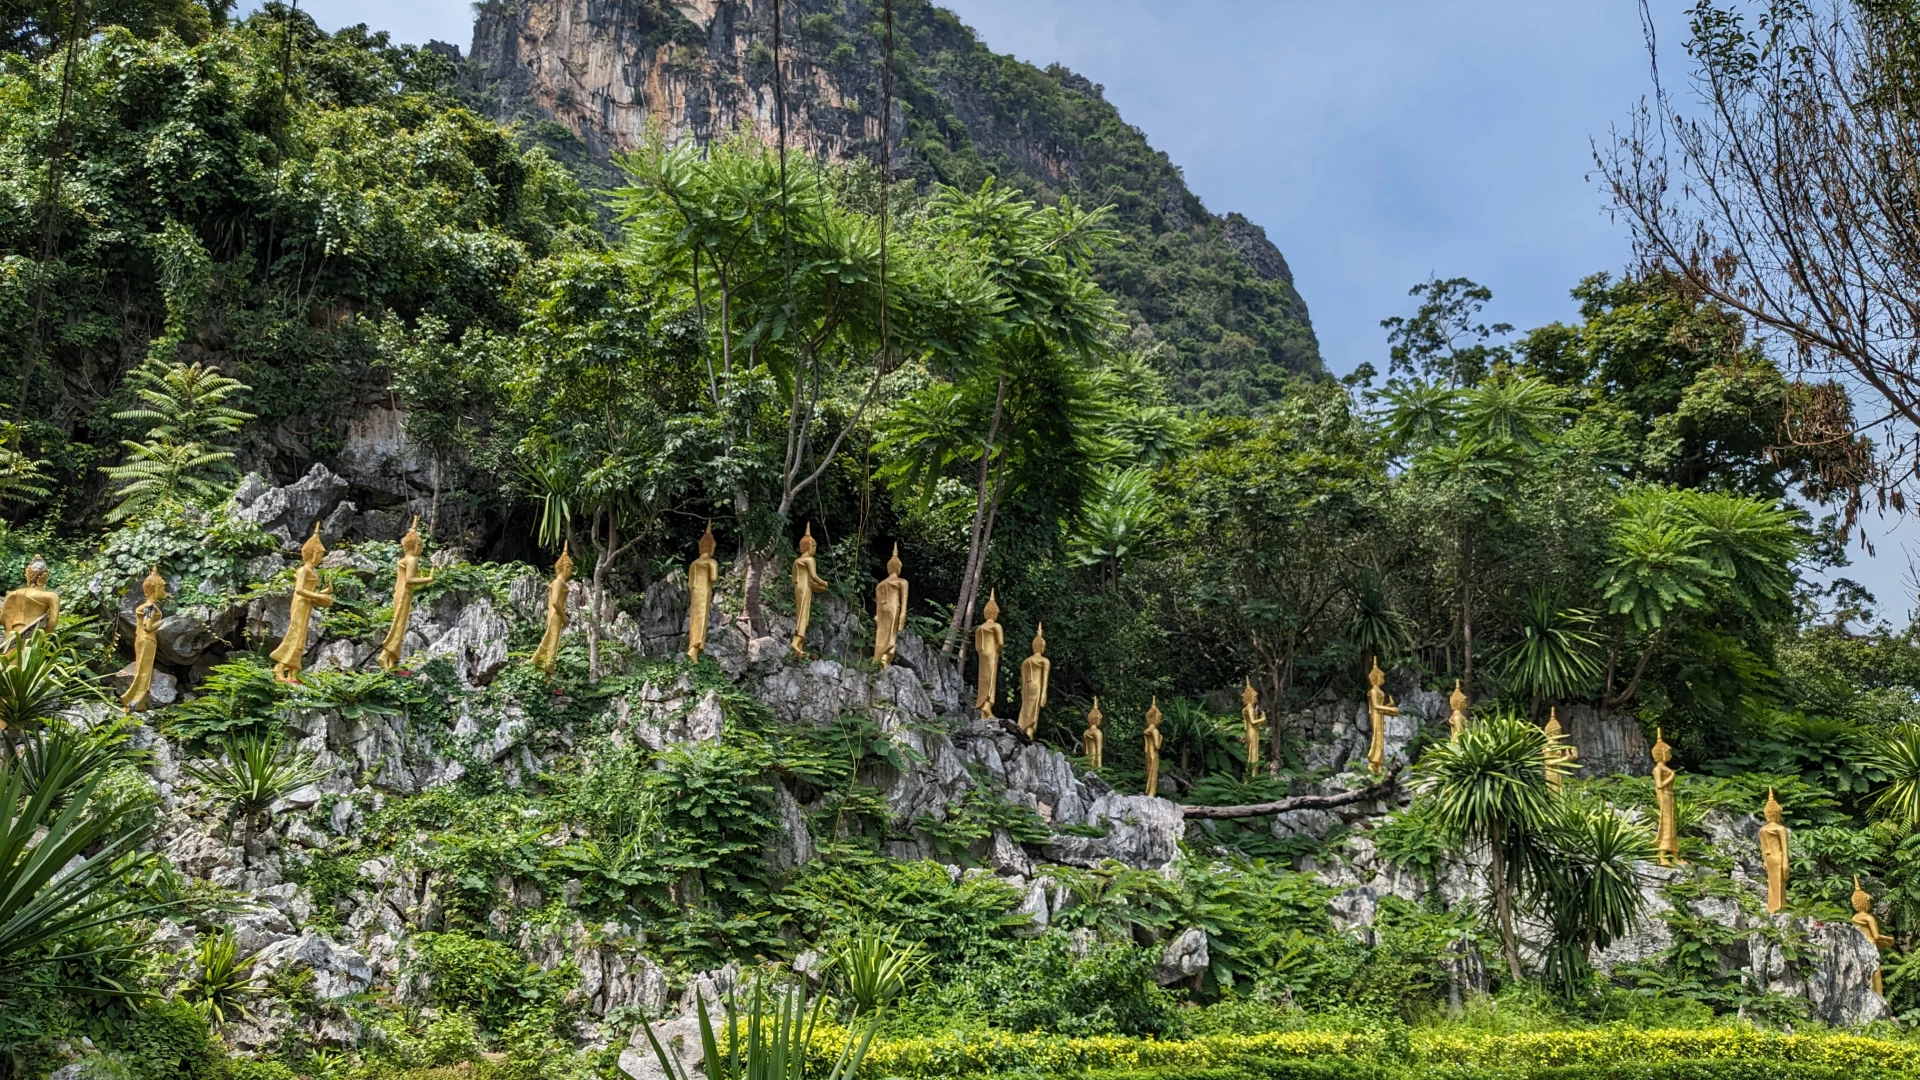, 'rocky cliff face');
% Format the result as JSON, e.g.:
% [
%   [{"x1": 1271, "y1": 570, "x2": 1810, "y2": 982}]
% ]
[{"x1": 464, "y1": 0, "x2": 1324, "y2": 407}]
